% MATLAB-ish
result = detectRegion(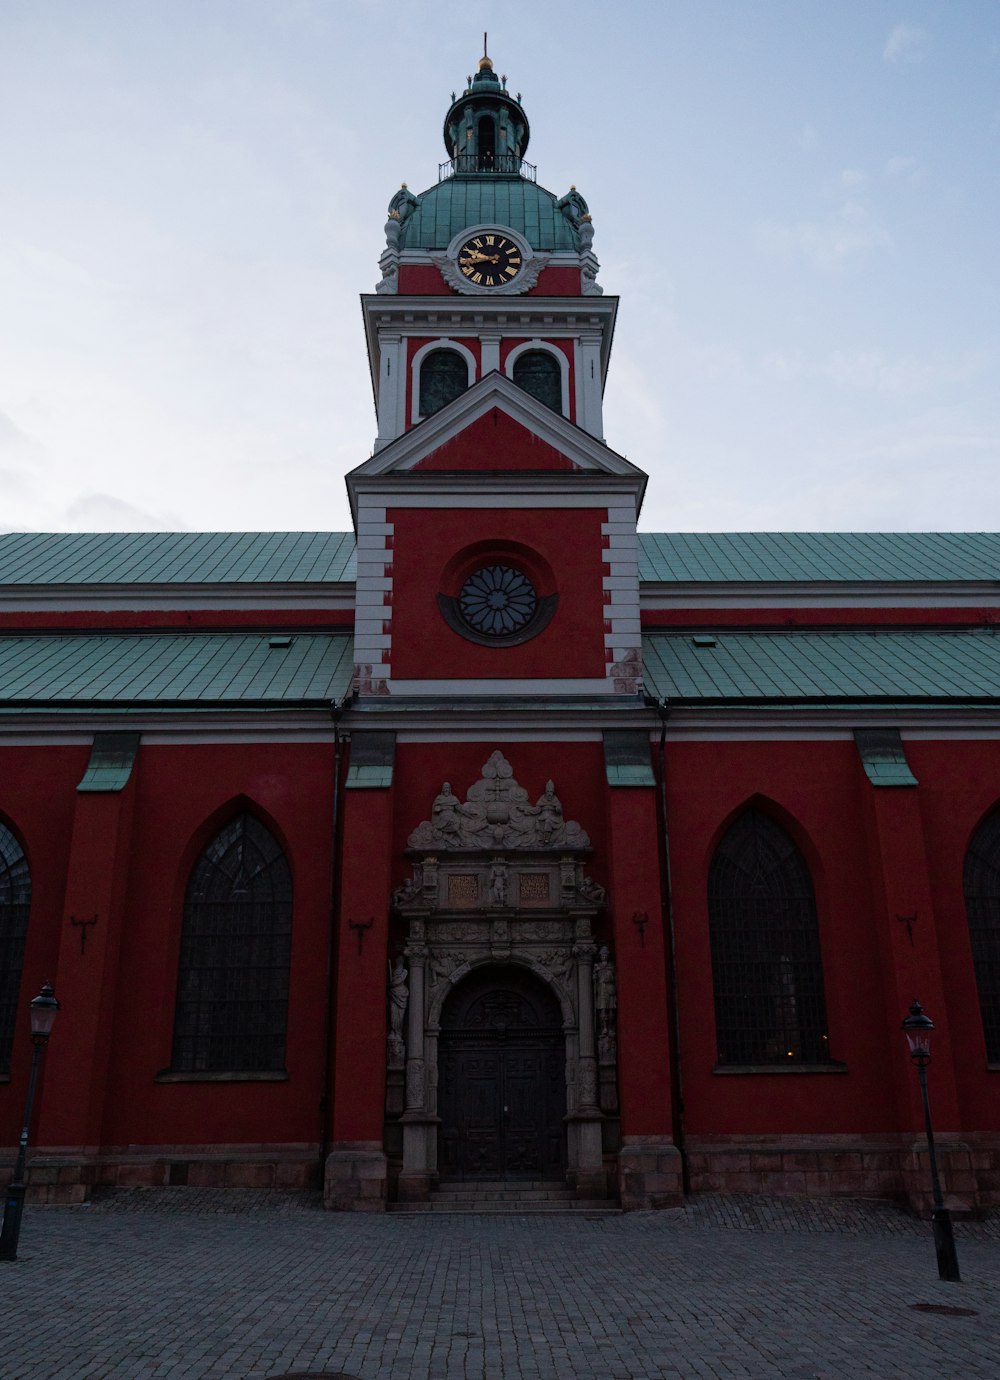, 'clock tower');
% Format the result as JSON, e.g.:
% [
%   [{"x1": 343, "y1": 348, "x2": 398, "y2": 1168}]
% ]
[
  {"x1": 364, "y1": 48, "x2": 614, "y2": 448},
  {"x1": 332, "y1": 48, "x2": 677, "y2": 1213},
  {"x1": 349, "y1": 48, "x2": 646, "y2": 701}
]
